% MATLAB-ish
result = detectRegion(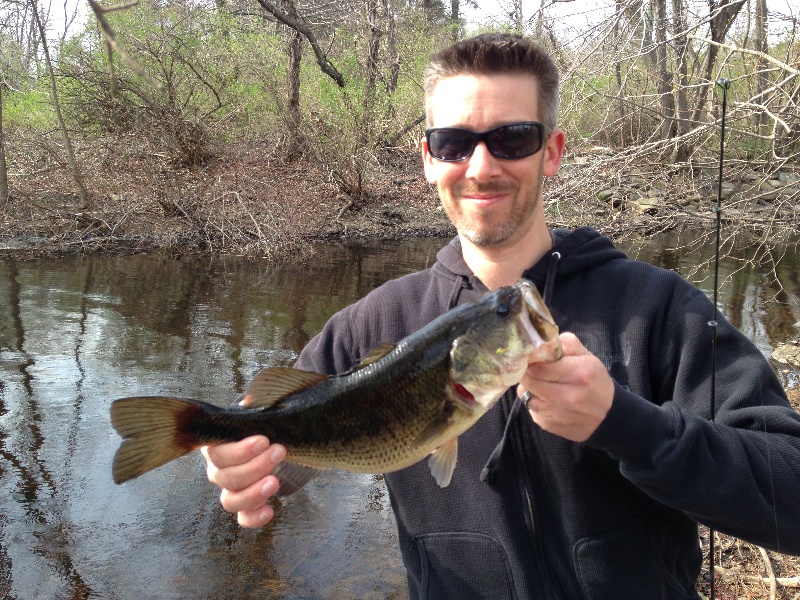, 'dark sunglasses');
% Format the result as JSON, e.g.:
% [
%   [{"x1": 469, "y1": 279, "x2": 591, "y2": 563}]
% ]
[{"x1": 425, "y1": 121, "x2": 547, "y2": 162}]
